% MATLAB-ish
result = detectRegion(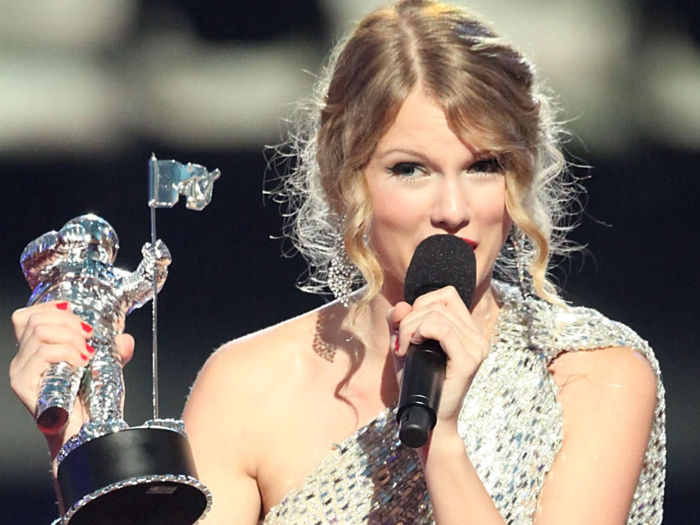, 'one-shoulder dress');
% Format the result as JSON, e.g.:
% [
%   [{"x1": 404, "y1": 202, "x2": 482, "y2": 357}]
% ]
[{"x1": 262, "y1": 282, "x2": 666, "y2": 525}]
